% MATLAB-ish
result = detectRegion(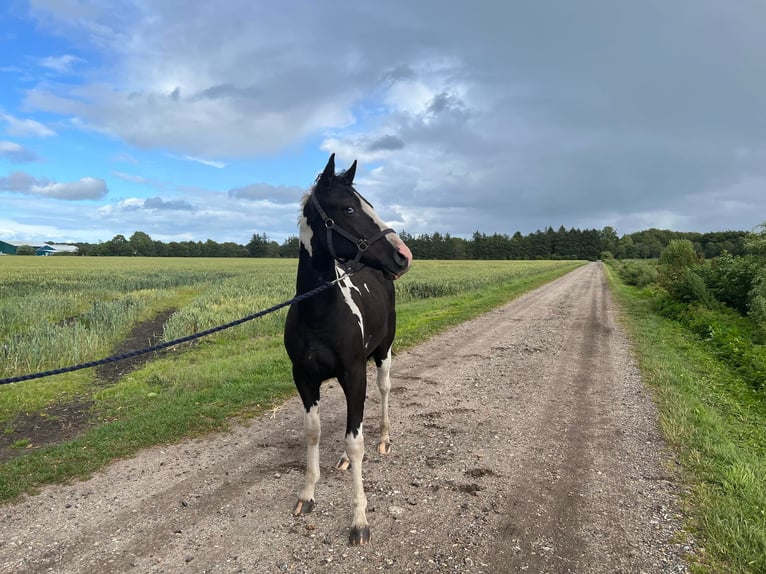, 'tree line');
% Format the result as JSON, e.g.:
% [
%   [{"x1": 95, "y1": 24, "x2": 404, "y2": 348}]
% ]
[{"x1": 66, "y1": 227, "x2": 749, "y2": 260}]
